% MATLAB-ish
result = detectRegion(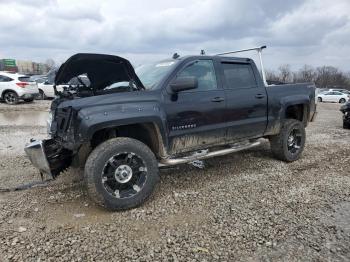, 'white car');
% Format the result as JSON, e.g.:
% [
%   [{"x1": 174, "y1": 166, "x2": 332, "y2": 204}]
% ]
[
  {"x1": 329, "y1": 88, "x2": 350, "y2": 95},
  {"x1": 317, "y1": 91, "x2": 349, "y2": 103},
  {"x1": 37, "y1": 81, "x2": 64, "y2": 99},
  {"x1": 0, "y1": 72, "x2": 39, "y2": 104},
  {"x1": 37, "y1": 75, "x2": 90, "y2": 99}
]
